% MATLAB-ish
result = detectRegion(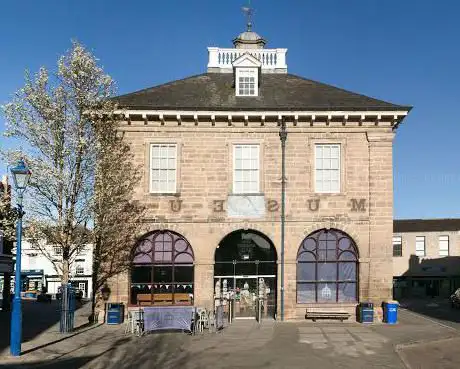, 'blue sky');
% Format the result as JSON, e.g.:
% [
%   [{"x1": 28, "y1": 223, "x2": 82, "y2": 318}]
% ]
[{"x1": 0, "y1": 0, "x2": 459, "y2": 219}]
